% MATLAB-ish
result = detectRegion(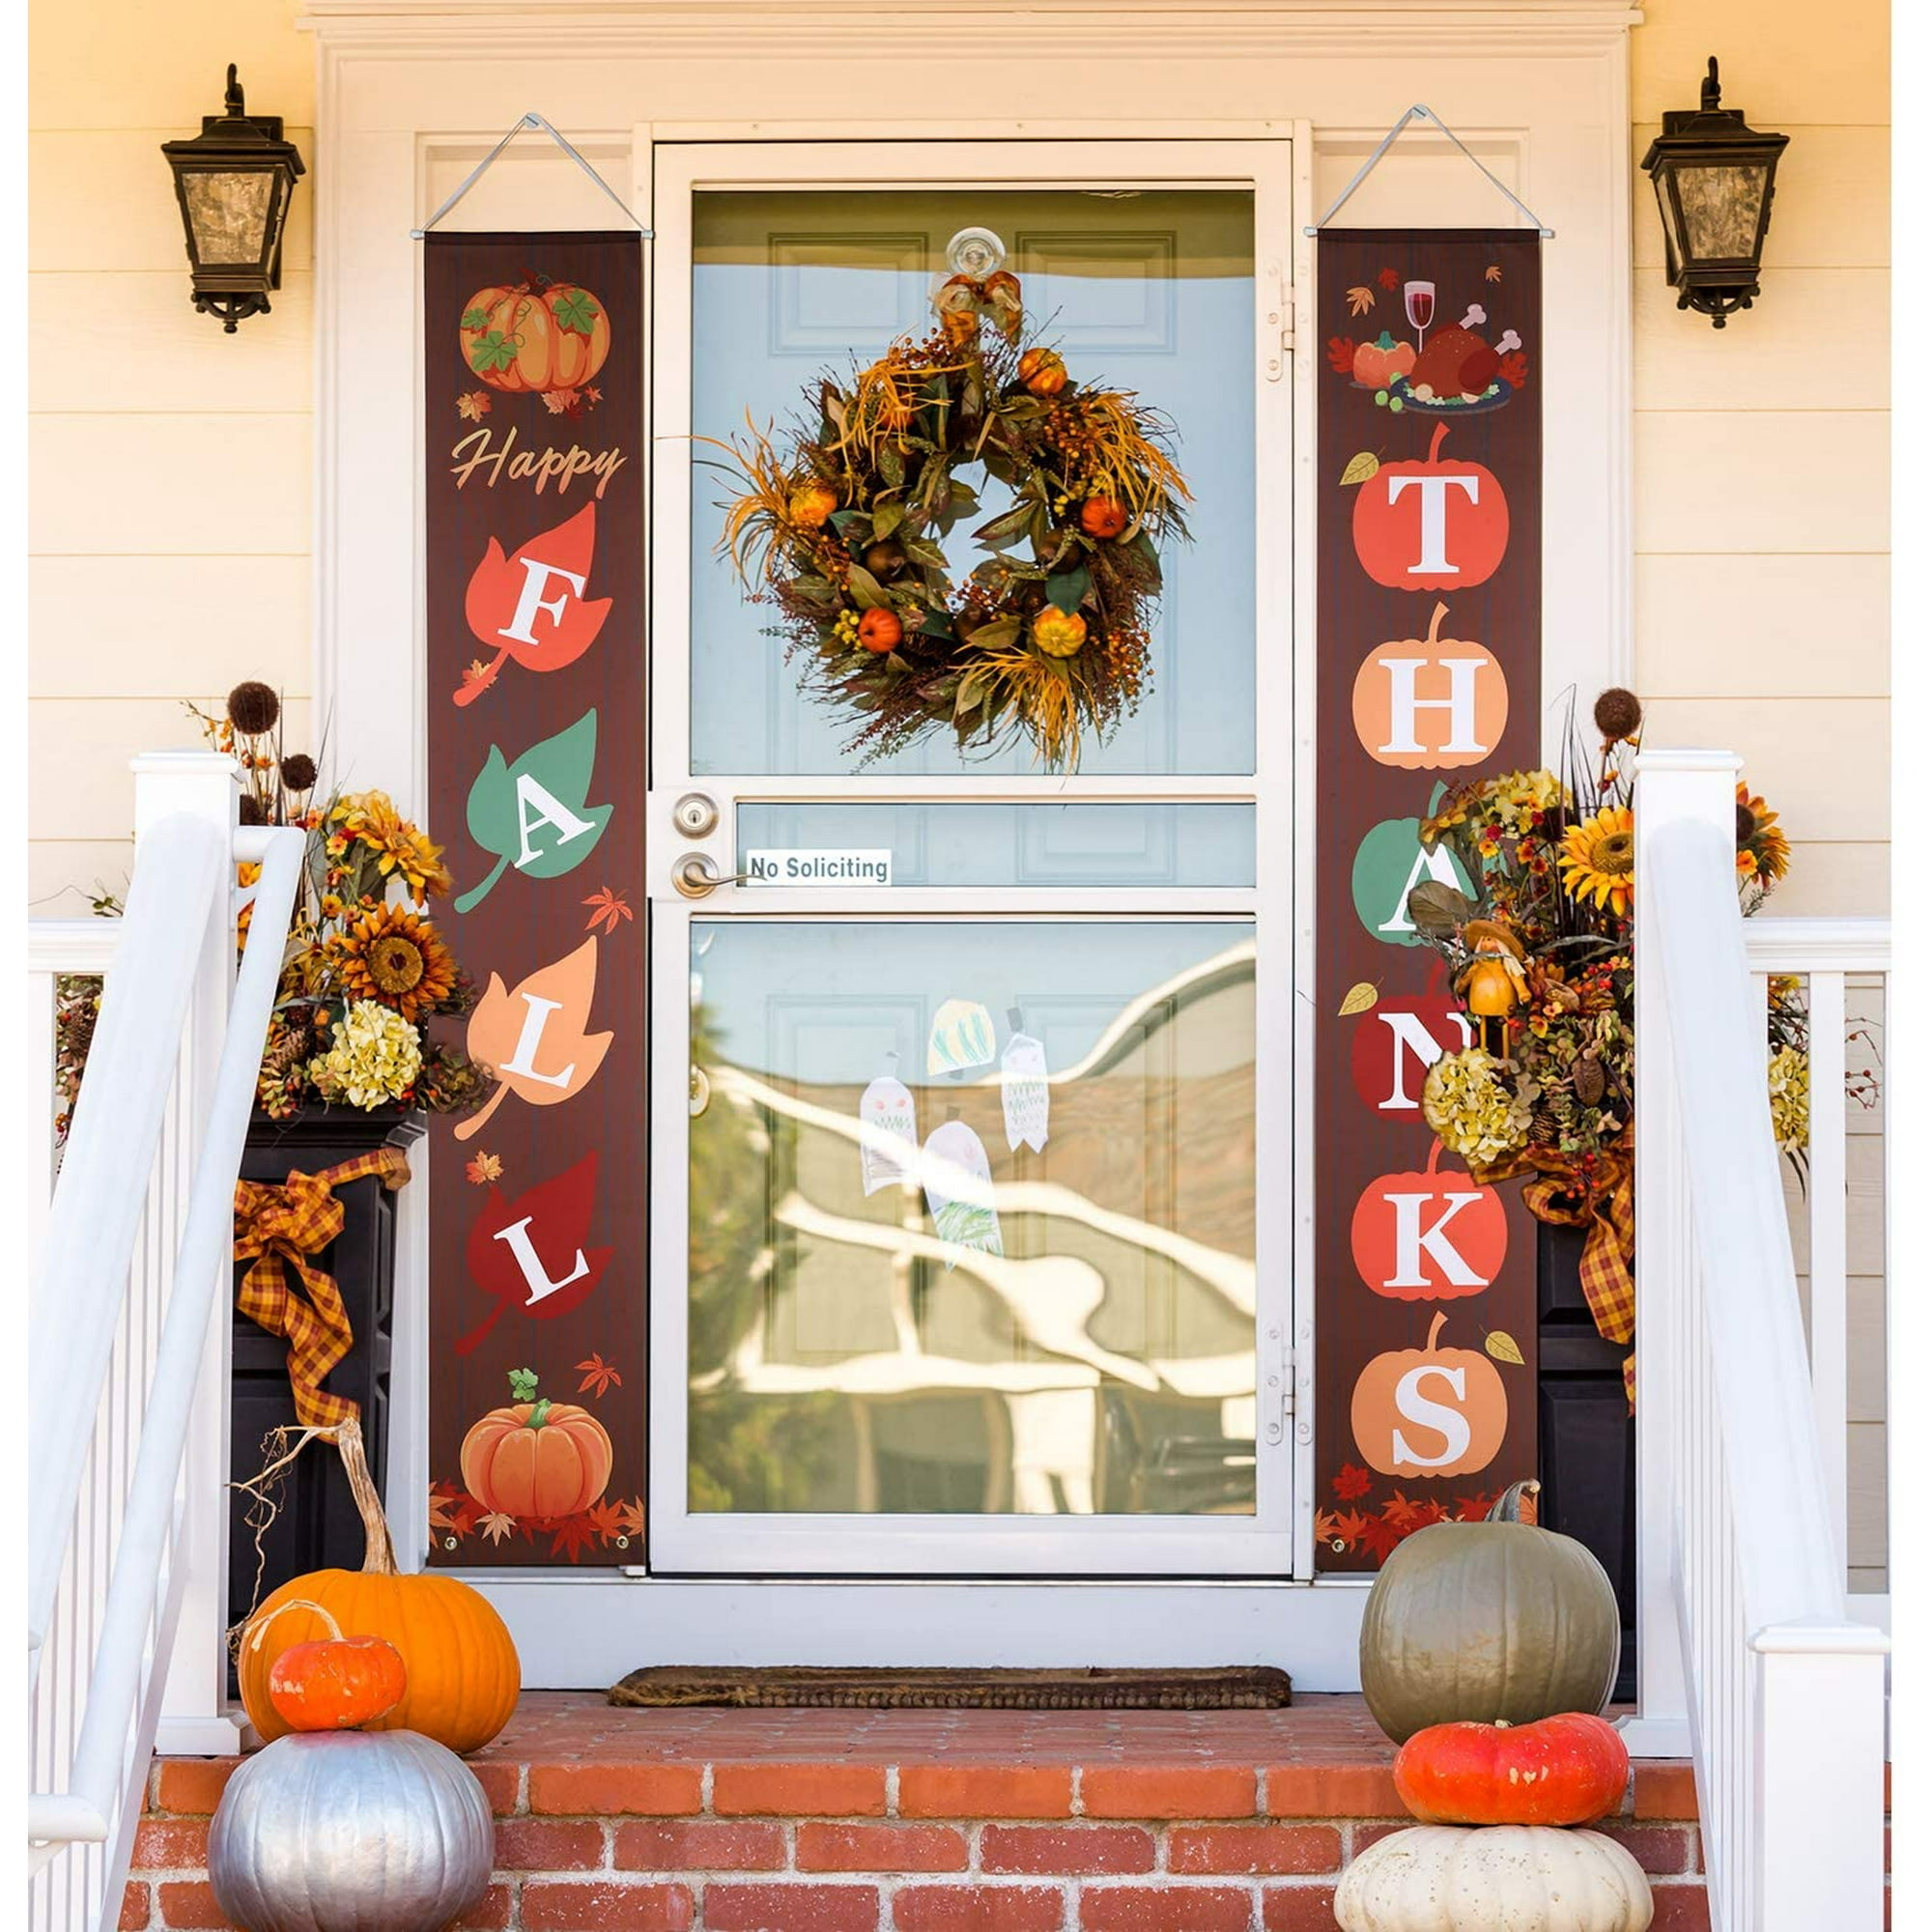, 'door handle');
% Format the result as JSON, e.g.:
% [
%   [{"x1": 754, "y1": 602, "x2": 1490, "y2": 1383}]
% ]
[{"x1": 671, "y1": 853, "x2": 753, "y2": 899}]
